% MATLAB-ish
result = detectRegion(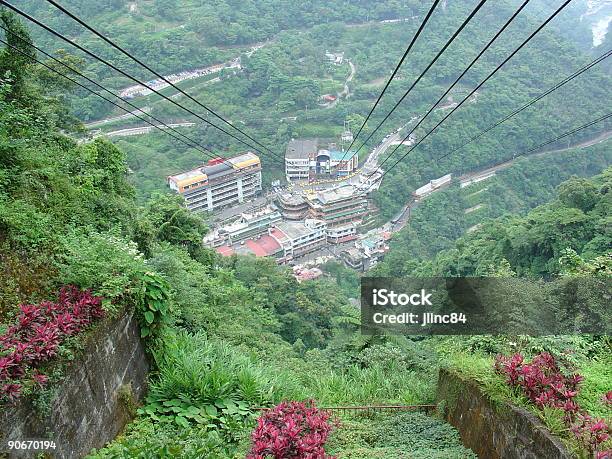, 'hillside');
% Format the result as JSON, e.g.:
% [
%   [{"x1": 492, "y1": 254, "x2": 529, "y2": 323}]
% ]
[{"x1": 7, "y1": 0, "x2": 611, "y2": 203}]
